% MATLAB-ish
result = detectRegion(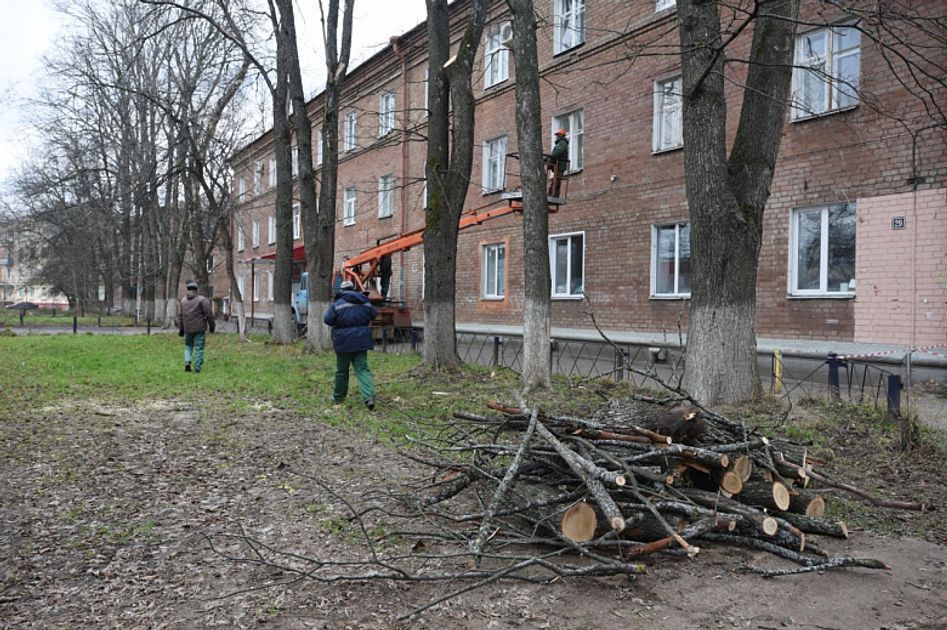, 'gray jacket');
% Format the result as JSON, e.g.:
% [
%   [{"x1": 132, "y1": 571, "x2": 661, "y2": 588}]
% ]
[{"x1": 179, "y1": 291, "x2": 215, "y2": 334}]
